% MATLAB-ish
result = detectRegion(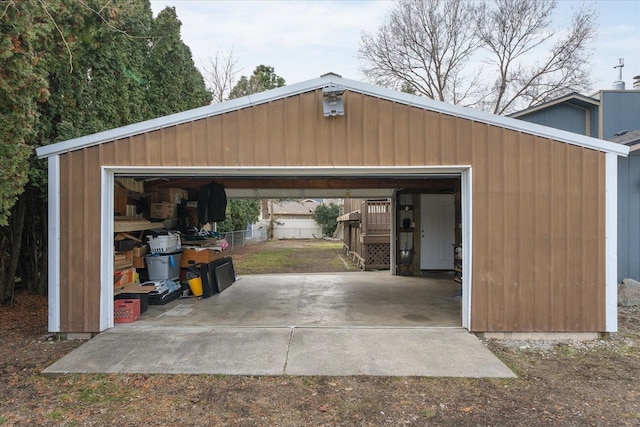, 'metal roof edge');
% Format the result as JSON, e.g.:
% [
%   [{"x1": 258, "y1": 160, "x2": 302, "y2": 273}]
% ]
[
  {"x1": 36, "y1": 73, "x2": 629, "y2": 159},
  {"x1": 36, "y1": 76, "x2": 333, "y2": 159},
  {"x1": 333, "y1": 76, "x2": 628, "y2": 157}
]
